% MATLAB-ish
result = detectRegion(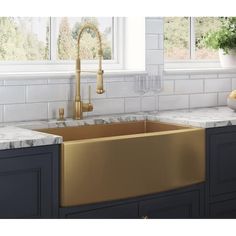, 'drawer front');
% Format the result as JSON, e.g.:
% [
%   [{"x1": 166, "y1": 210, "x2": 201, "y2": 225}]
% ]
[
  {"x1": 139, "y1": 190, "x2": 201, "y2": 219},
  {"x1": 210, "y1": 198, "x2": 236, "y2": 218},
  {"x1": 63, "y1": 203, "x2": 139, "y2": 219}
]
